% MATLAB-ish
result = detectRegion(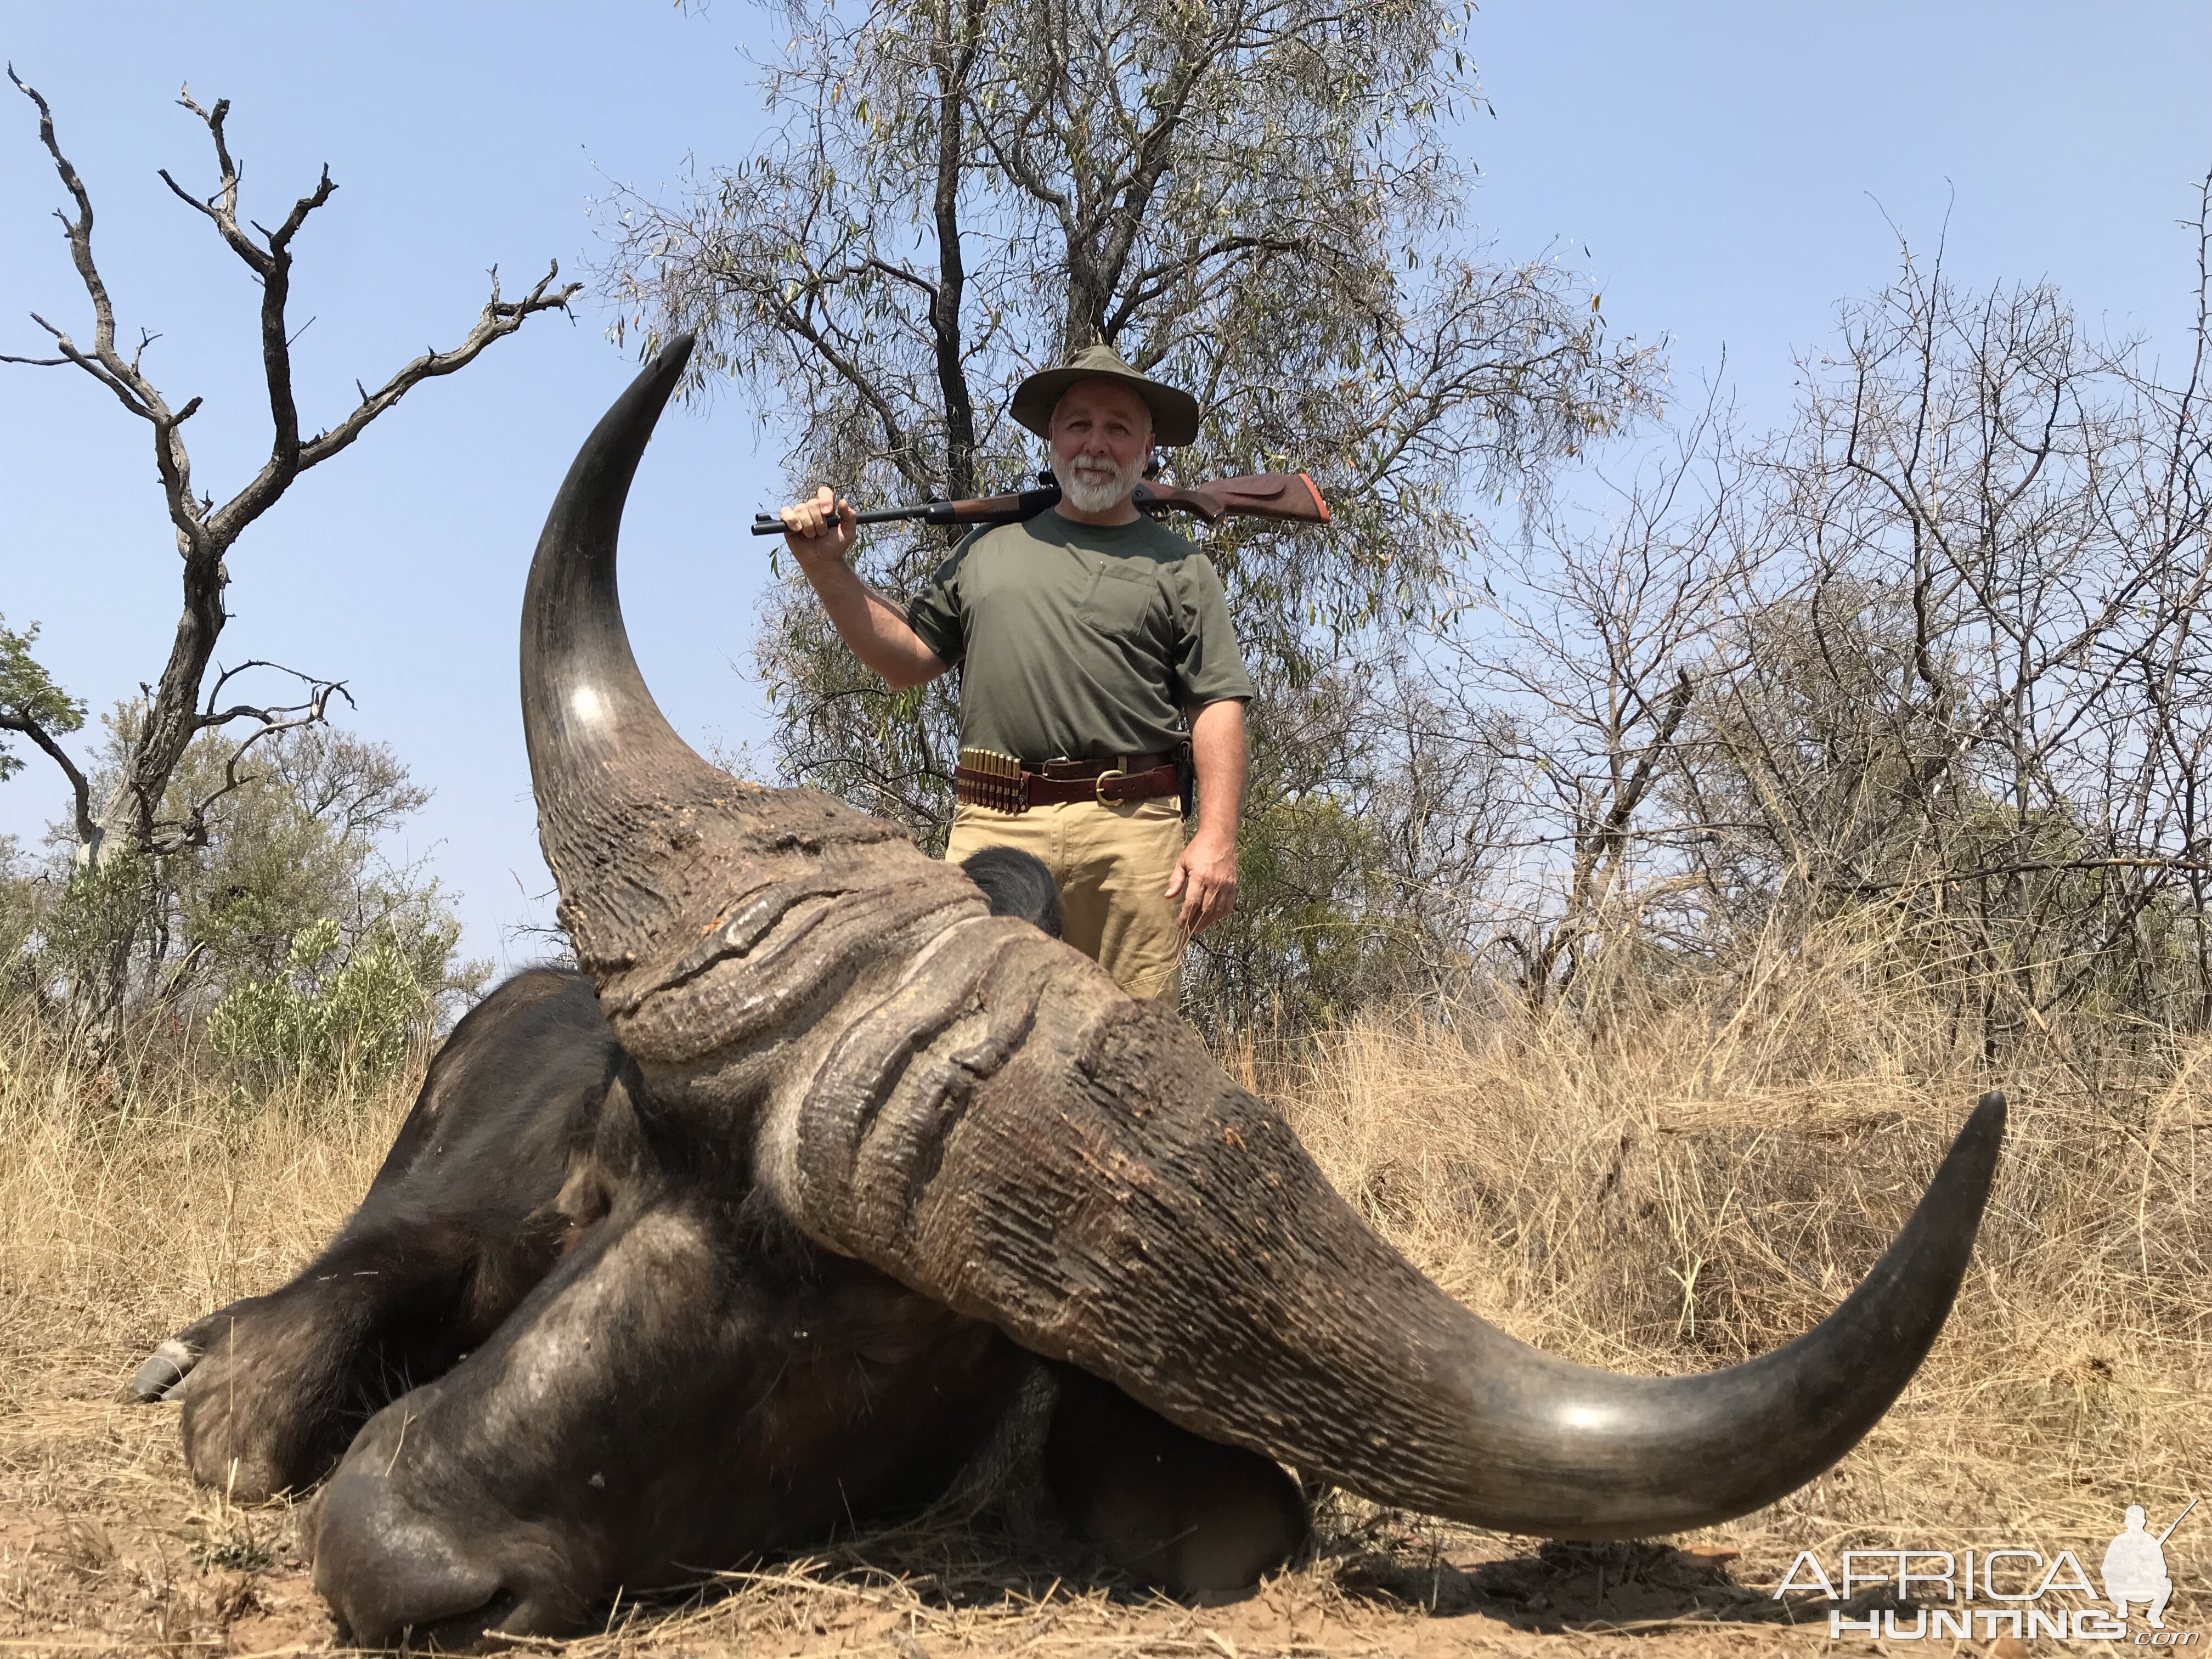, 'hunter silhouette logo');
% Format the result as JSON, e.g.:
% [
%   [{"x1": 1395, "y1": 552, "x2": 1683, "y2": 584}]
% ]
[
  {"x1": 1782, "y1": 1496, "x2": 2199, "y2": 1643},
  {"x1": 2104, "y1": 1499, "x2": 2194, "y2": 1630}
]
